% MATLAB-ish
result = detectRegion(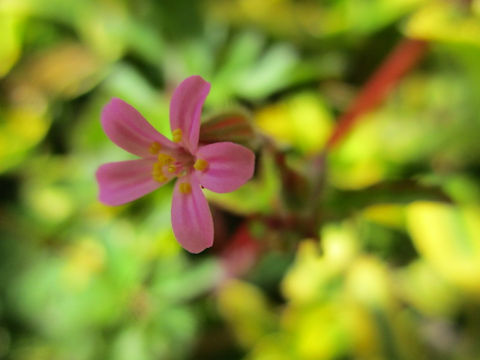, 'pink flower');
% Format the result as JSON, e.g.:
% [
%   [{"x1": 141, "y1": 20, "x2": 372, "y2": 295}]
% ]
[{"x1": 96, "y1": 76, "x2": 255, "y2": 253}]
